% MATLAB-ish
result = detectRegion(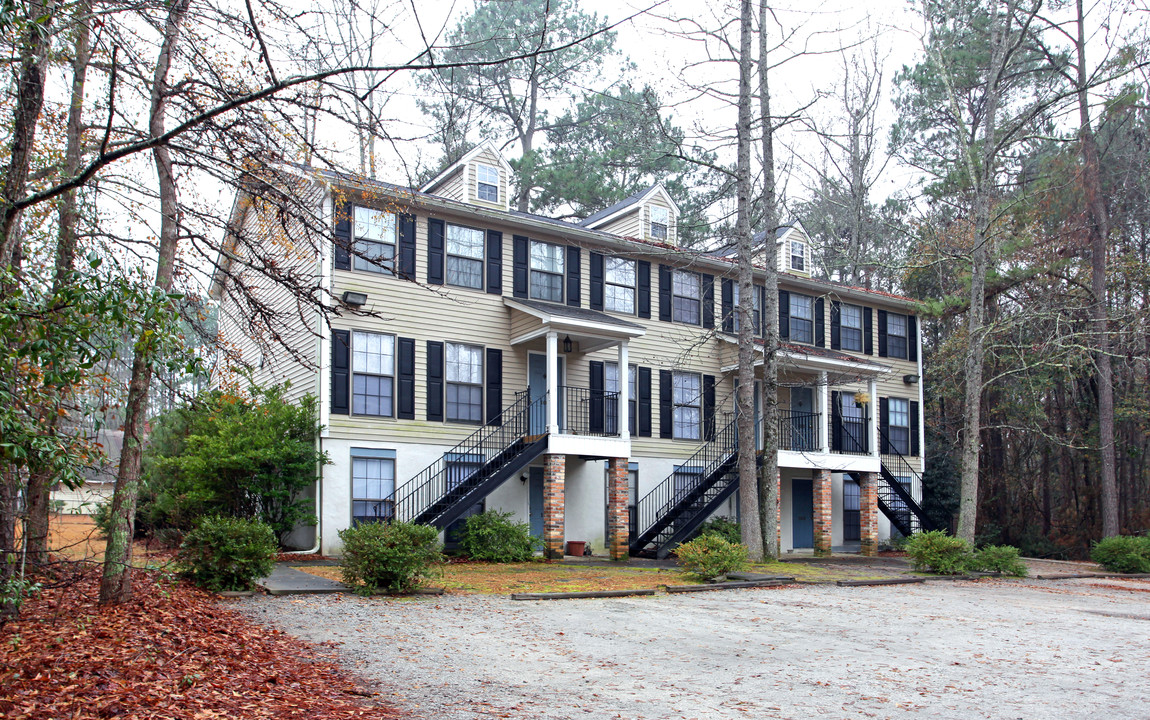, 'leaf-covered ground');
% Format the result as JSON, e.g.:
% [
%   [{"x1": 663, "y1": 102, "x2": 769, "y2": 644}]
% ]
[{"x1": 0, "y1": 566, "x2": 403, "y2": 719}]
